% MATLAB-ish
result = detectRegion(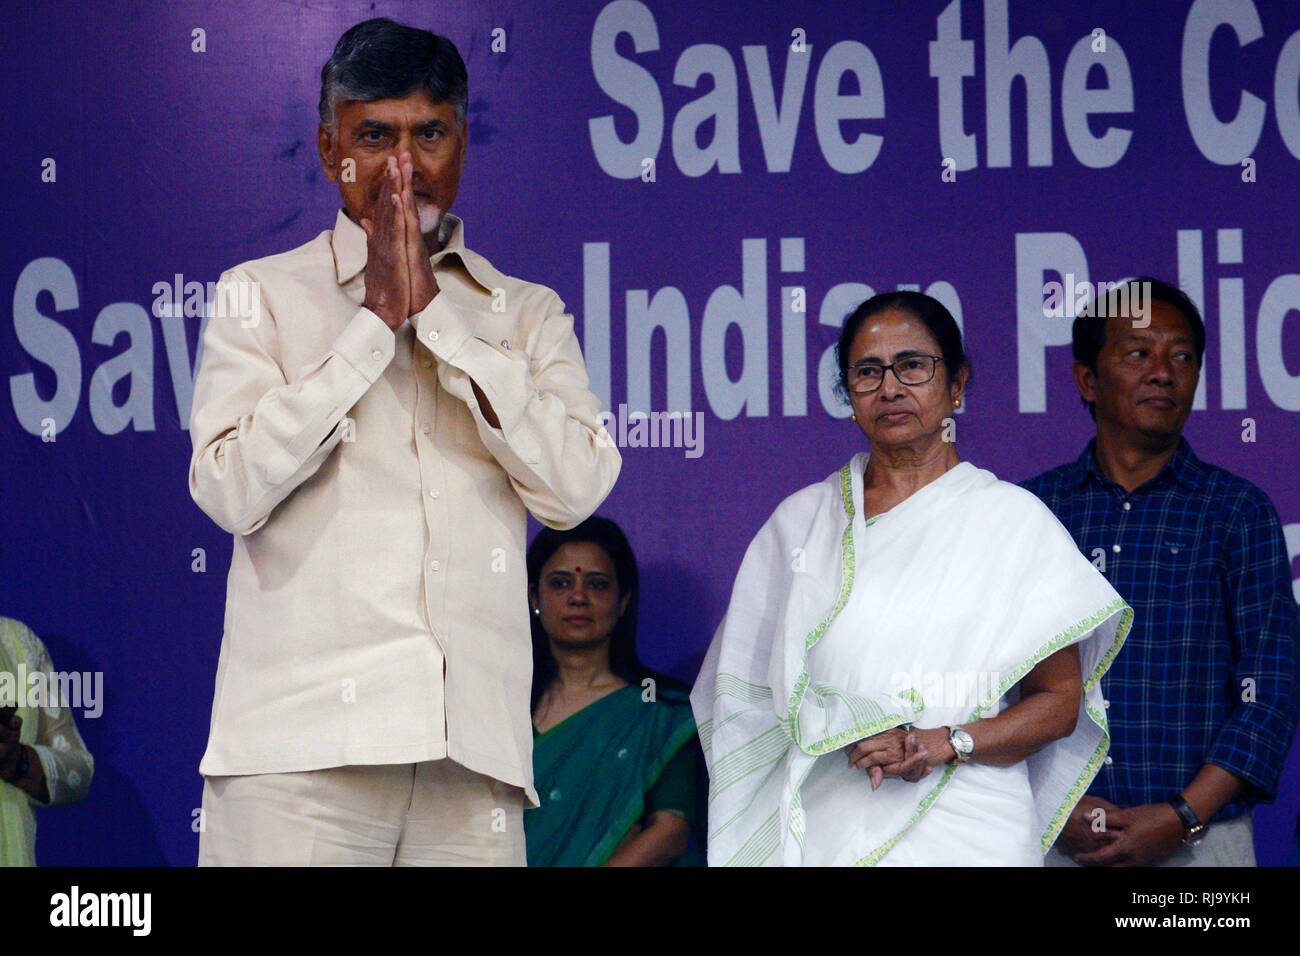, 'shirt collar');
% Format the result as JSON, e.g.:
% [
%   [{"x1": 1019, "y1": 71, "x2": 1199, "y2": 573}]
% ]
[
  {"x1": 1069, "y1": 436, "x2": 1203, "y2": 491},
  {"x1": 330, "y1": 208, "x2": 494, "y2": 292}
]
